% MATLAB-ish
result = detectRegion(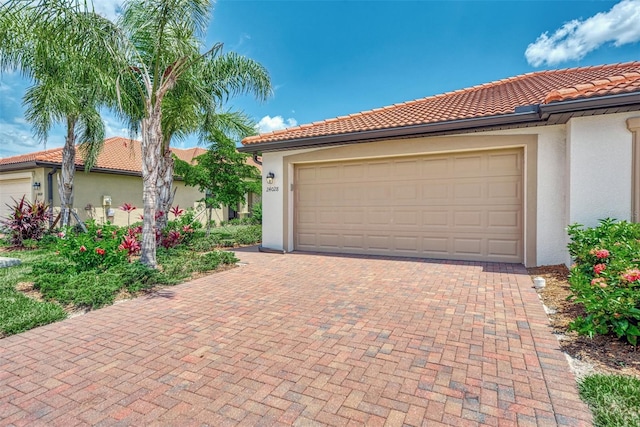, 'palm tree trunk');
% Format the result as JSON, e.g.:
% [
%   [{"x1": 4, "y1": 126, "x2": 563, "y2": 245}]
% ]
[
  {"x1": 156, "y1": 147, "x2": 175, "y2": 231},
  {"x1": 140, "y1": 111, "x2": 162, "y2": 268},
  {"x1": 59, "y1": 118, "x2": 76, "y2": 227}
]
